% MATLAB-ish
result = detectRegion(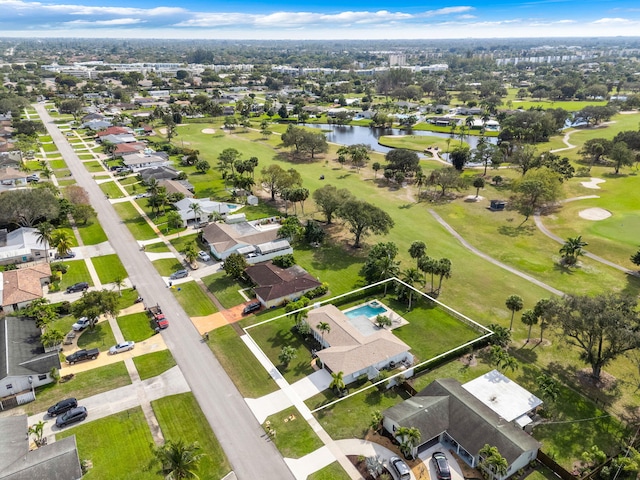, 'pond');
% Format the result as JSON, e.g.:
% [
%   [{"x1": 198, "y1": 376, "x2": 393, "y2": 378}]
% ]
[{"x1": 302, "y1": 123, "x2": 496, "y2": 155}]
